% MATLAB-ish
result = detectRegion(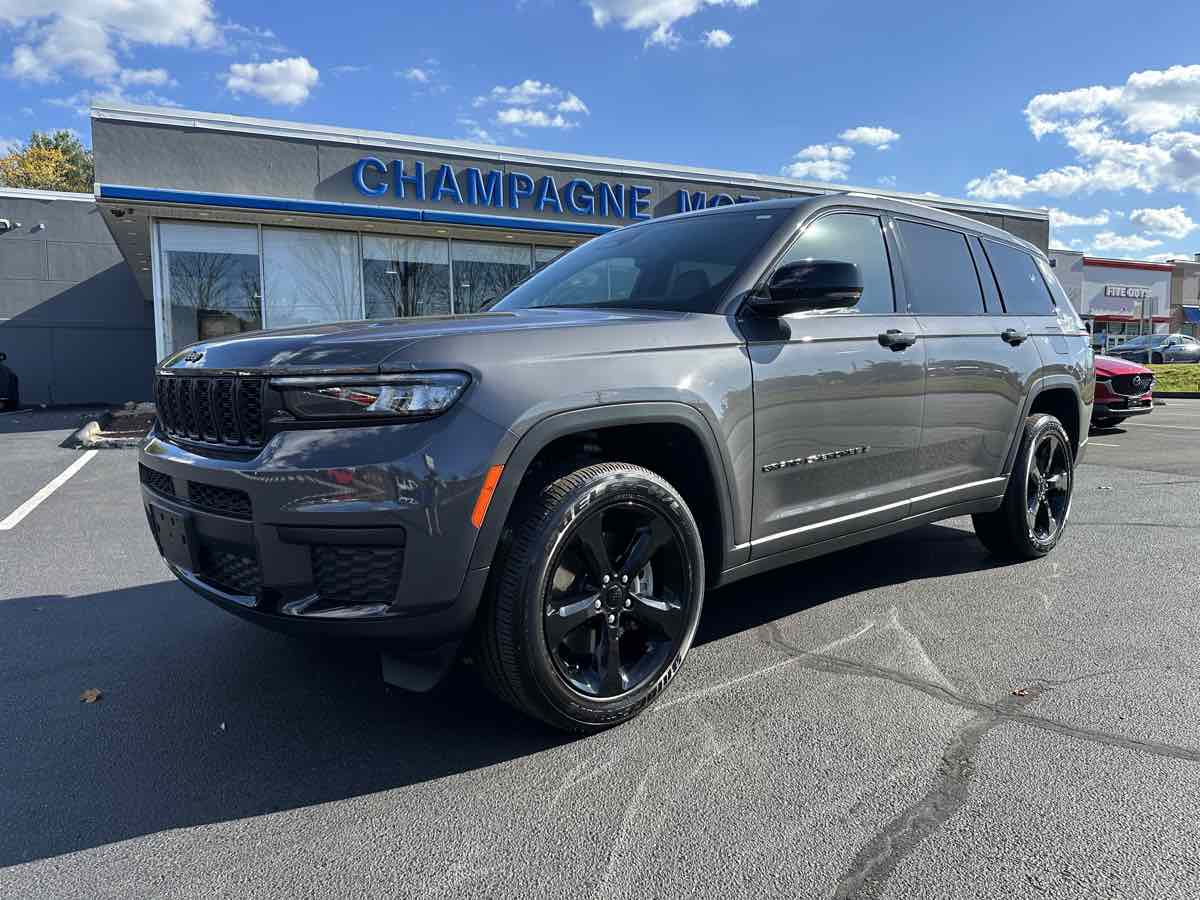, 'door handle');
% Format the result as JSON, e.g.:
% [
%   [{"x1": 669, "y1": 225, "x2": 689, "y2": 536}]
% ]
[
  {"x1": 878, "y1": 329, "x2": 918, "y2": 351},
  {"x1": 1001, "y1": 327, "x2": 1028, "y2": 345}
]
